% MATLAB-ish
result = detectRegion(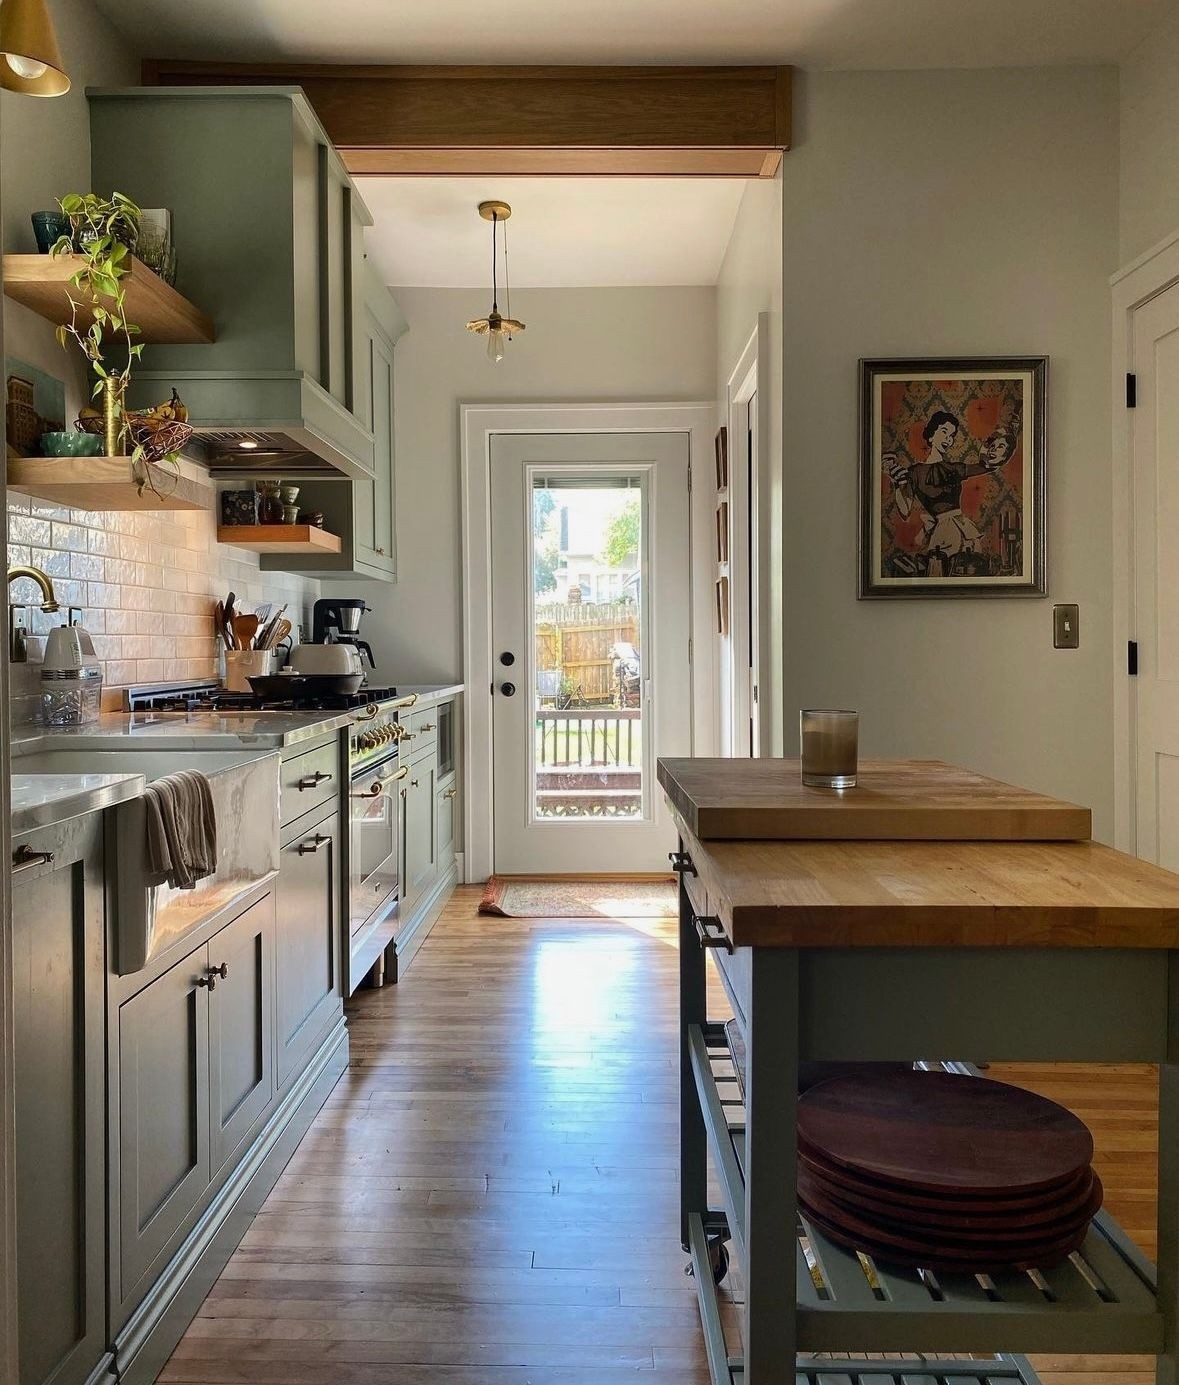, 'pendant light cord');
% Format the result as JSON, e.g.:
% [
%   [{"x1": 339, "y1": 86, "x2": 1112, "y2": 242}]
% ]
[{"x1": 490, "y1": 211, "x2": 499, "y2": 315}]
